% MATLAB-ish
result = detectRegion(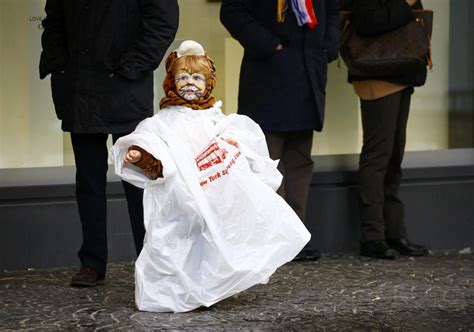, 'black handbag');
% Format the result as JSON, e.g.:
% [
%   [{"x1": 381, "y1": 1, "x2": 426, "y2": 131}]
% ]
[{"x1": 340, "y1": 10, "x2": 433, "y2": 77}]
